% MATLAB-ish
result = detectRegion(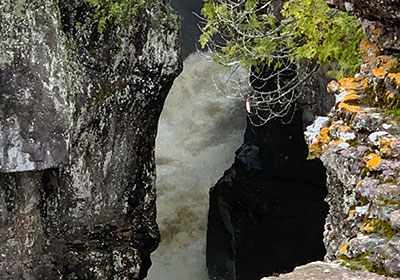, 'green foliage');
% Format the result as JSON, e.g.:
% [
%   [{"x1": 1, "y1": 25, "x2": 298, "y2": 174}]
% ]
[
  {"x1": 85, "y1": 0, "x2": 147, "y2": 33},
  {"x1": 200, "y1": 0, "x2": 282, "y2": 69},
  {"x1": 282, "y1": 0, "x2": 364, "y2": 78},
  {"x1": 200, "y1": 0, "x2": 365, "y2": 78}
]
